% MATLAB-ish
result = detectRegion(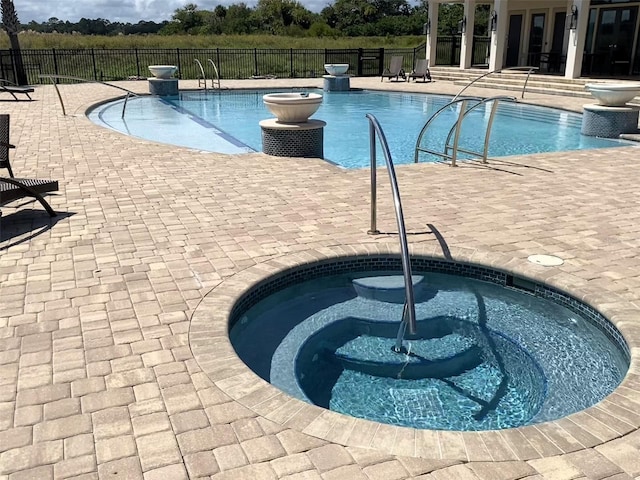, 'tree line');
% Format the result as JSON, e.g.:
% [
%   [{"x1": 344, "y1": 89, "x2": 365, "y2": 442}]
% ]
[{"x1": 23, "y1": 0, "x2": 489, "y2": 38}]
